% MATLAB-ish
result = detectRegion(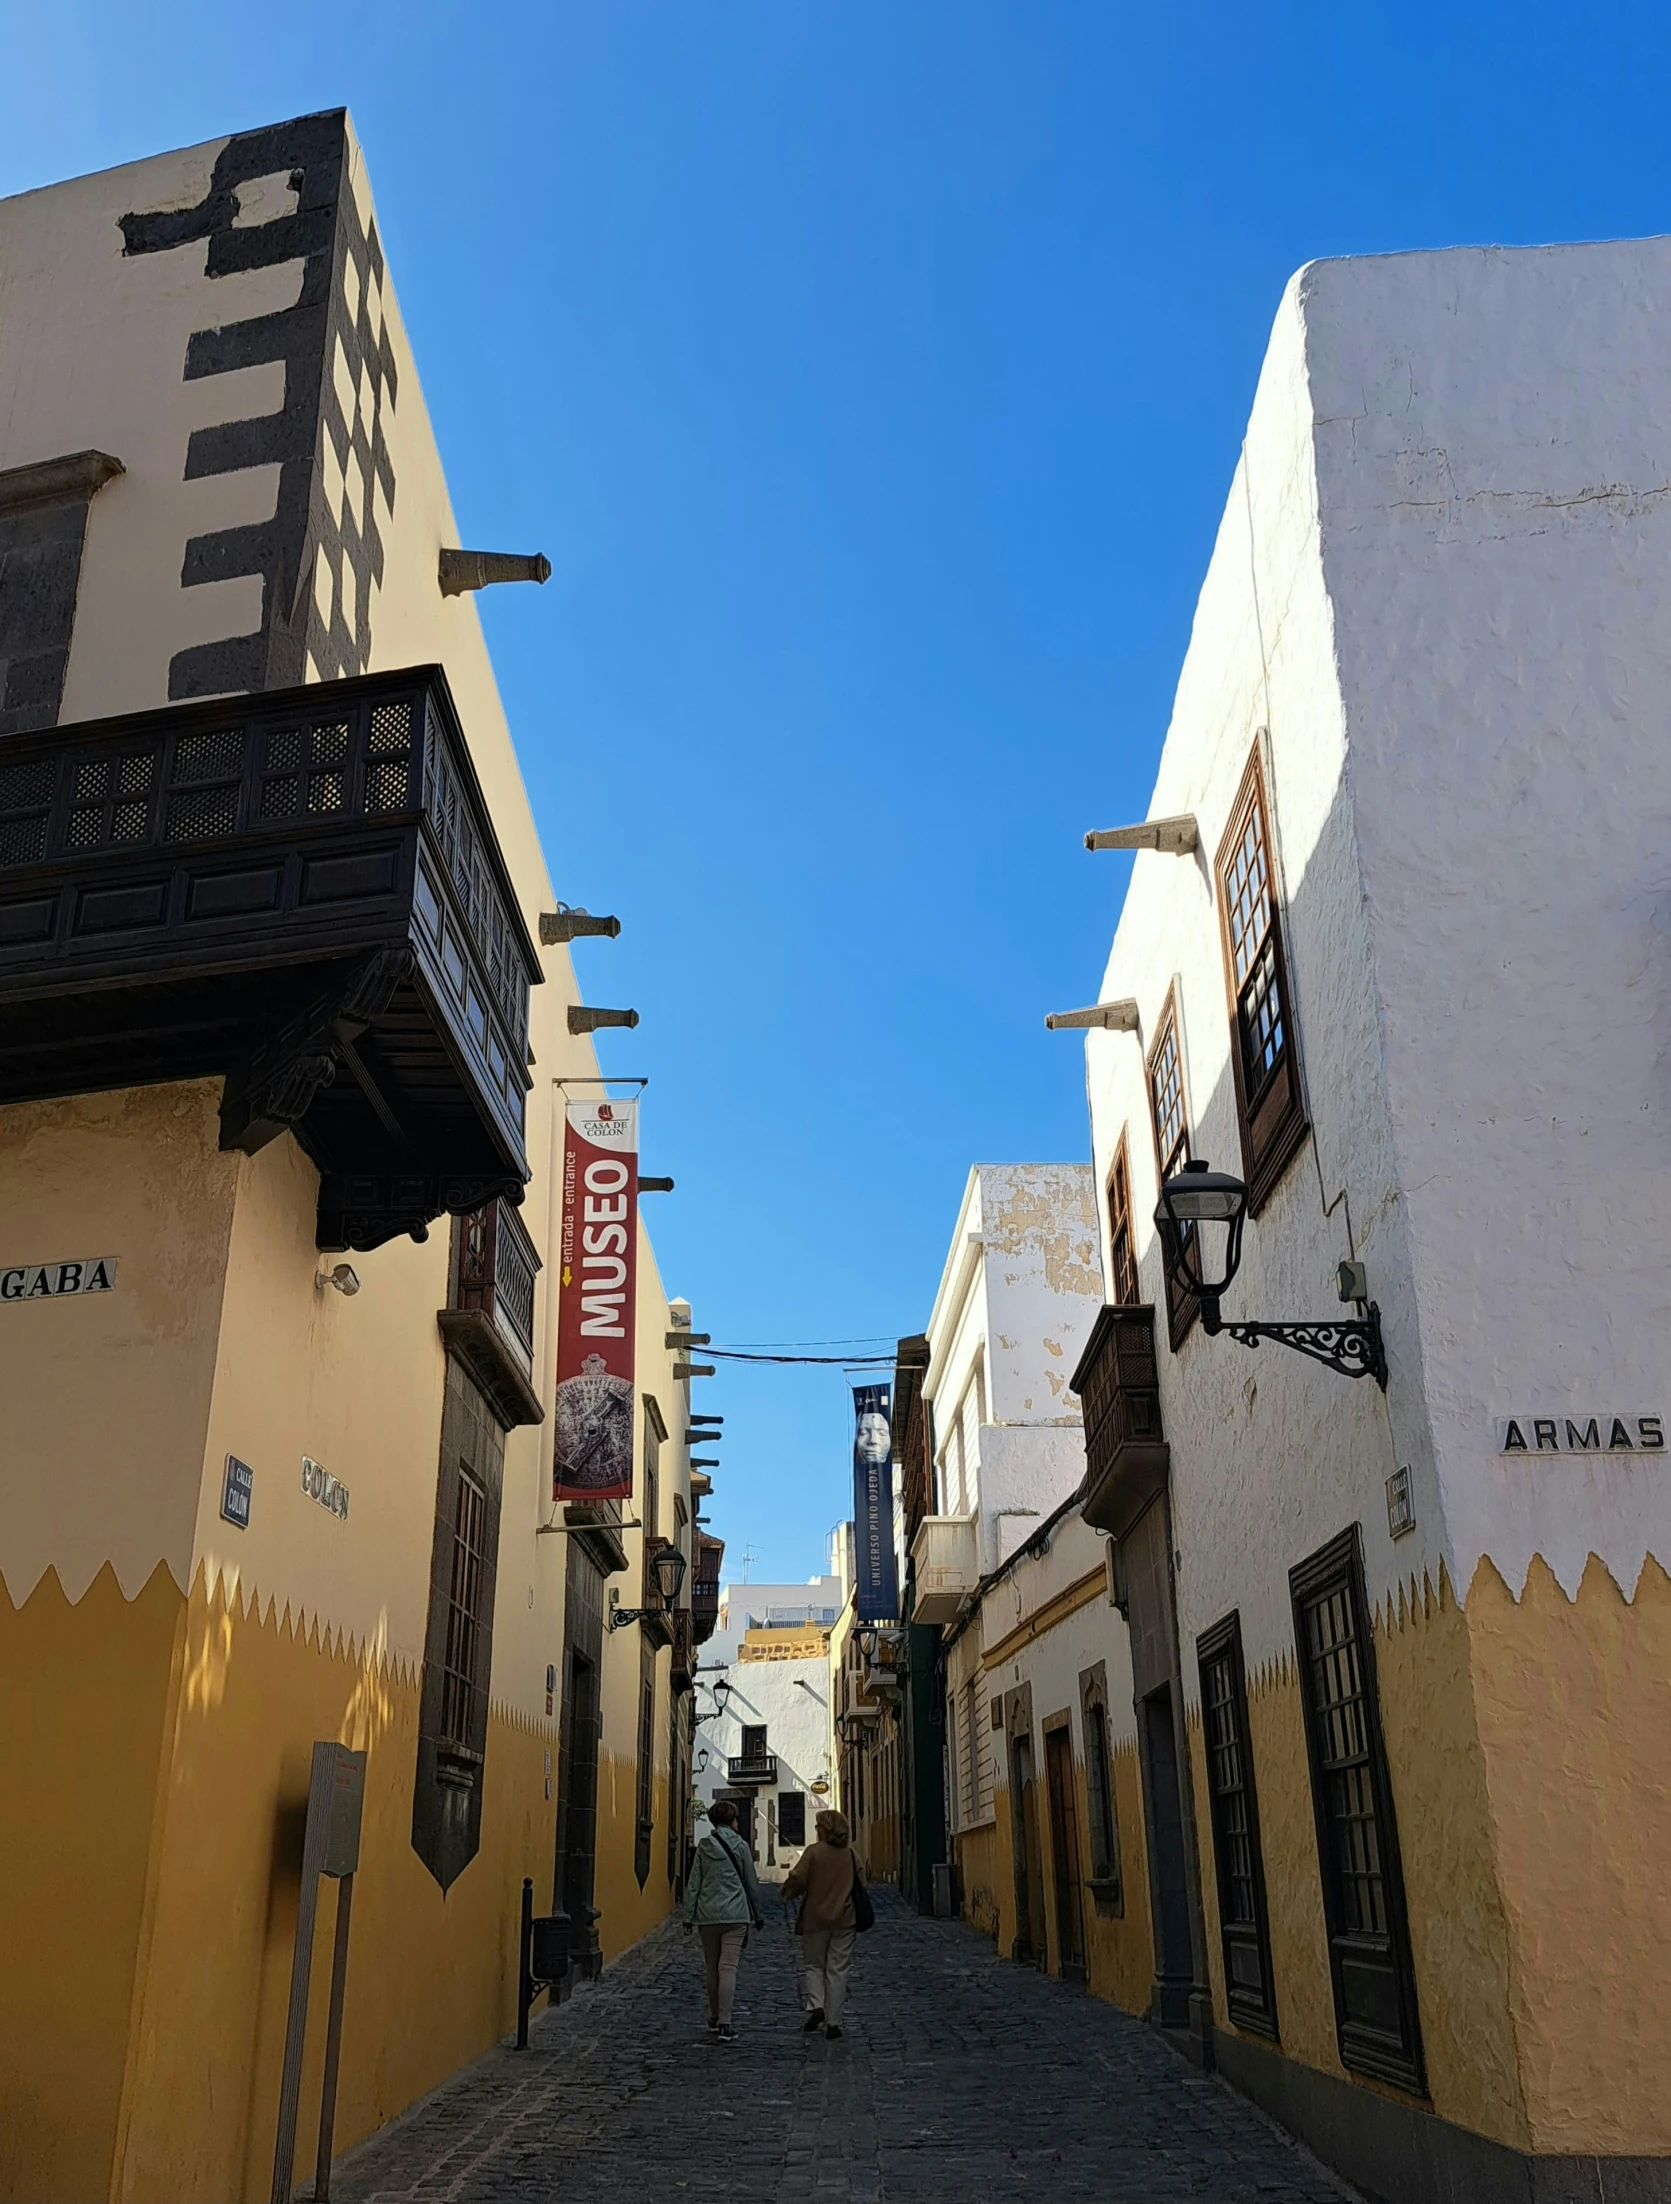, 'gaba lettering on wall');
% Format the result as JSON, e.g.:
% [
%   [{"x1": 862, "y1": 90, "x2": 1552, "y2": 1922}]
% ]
[
  {"x1": 1500, "y1": 1415, "x2": 1664, "y2": 1454},
  {"x1": 0, "y1": 1256, "x2": 117, "y2": 1303}
]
